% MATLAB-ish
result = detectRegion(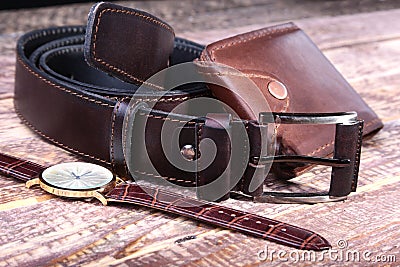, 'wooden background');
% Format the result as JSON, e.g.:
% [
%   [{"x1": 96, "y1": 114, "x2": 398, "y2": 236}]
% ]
[{"x1": 0, "y1": 1, "x2": 399, "y2": 266}]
